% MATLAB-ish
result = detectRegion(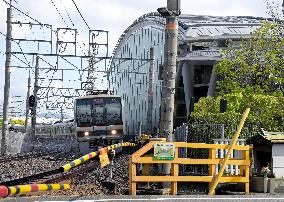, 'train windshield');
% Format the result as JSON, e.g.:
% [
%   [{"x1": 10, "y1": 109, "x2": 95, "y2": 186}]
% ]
[
  {"x1": 92, "y1": 98, "x2": 105, "y2": 126},
  {"x1": 105, "y1": 97, "x2": 122, "y2": 125},
  {"x1": 76, "y1": 97, "x2": 122, "y2": 127},
  {"x1": 76, "y1": 99, "x2": 93, "y2": 127}
]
